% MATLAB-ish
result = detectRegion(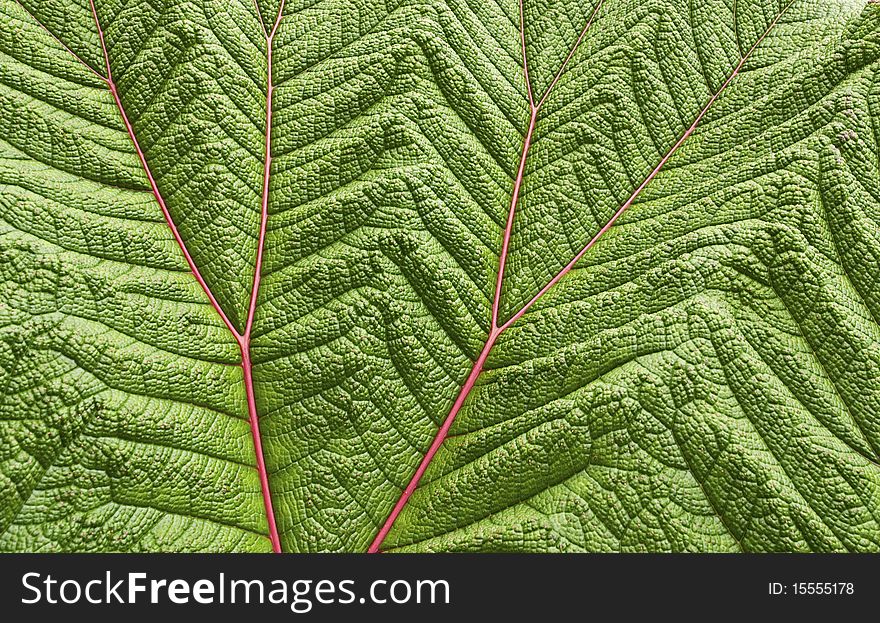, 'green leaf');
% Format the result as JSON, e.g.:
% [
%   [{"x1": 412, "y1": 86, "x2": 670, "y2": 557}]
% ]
[{"x1": 1, "y1": 0, "x2": 879, "y2": 552}]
